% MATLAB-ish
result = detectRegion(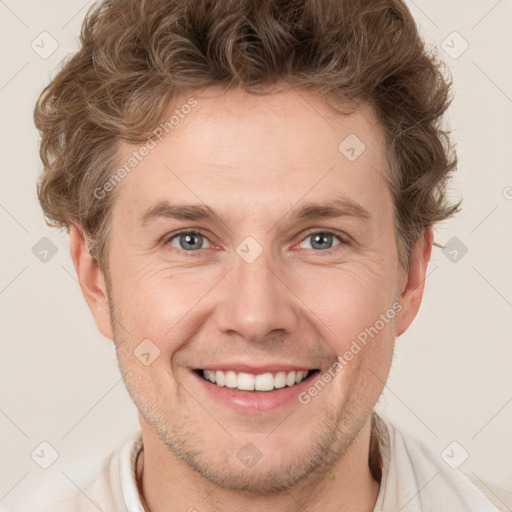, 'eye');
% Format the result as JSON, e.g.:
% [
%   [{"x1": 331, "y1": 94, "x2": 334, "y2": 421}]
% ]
[
  {"x1": 163, "y1": 228, "x2": 347, "y2": 256},
  {"x1": 298, "y1": 230, "x2": 345, "y2": 251},
  {"x1": 165, "y1": 231, "x2": 212, "y2": 252}
]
